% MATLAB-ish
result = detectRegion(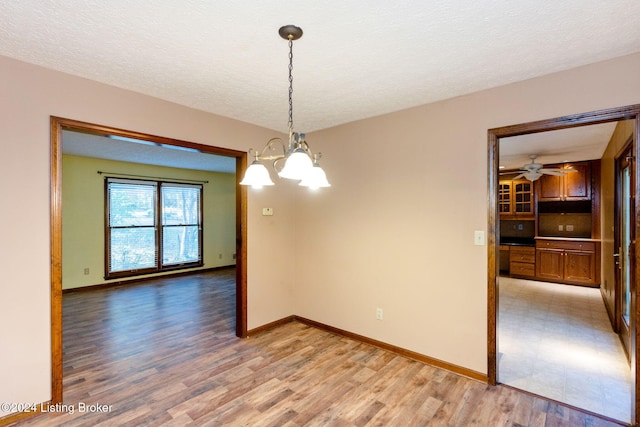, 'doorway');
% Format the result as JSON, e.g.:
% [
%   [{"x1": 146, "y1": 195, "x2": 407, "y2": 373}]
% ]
[
  {"x1": 615, "y1": 138, "x2": 636, "y2": 360},
  {"x1": 50, "y1": 116, "x2": 248, "y2": 404},
  {"x1": 487, "y1": 105, "x2": 640, "y2": 424}
]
